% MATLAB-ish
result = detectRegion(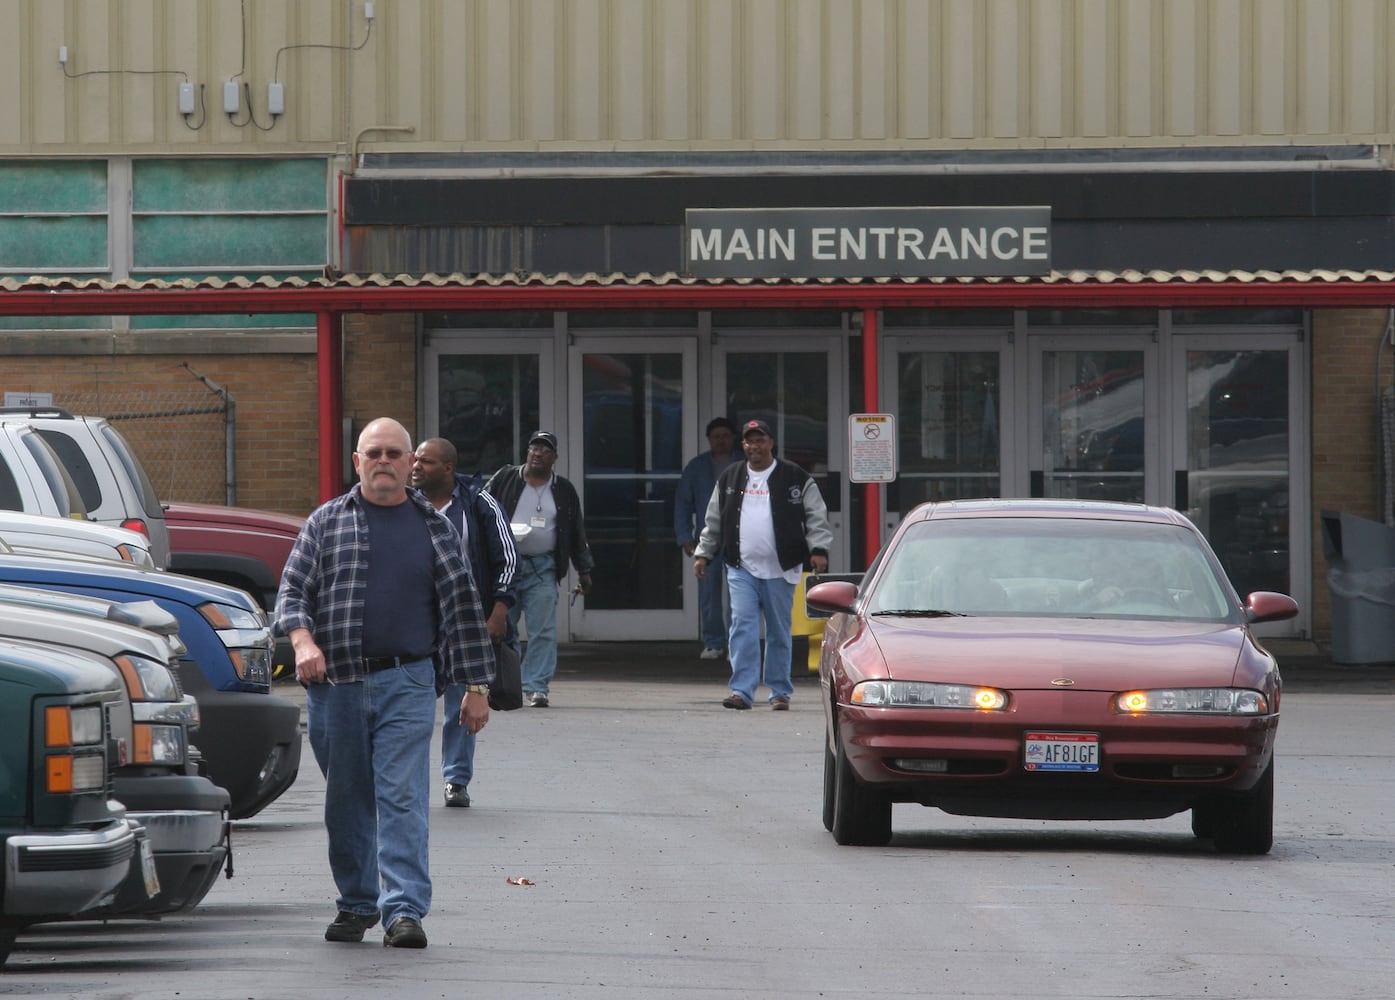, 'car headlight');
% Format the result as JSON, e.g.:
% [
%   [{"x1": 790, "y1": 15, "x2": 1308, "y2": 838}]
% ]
[
  {"x1": 133, "y1": 723, "x2": 186, "y2": 765},
  {"x1": 229, "y1": 644, "x2": 272, "y2": 686},
  {"x1": 852, "y1": 680, "x2": 1008, "y2": 710},
  {"x1": 198, "y1": 601, "x2": 265, "y2": 630},
  {"x1": 1114, "y1": 688, "x2": 1270, "y2": 715},
  {"x1": 114, "y1": 654, "x2": 180, "y2": 702}
]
